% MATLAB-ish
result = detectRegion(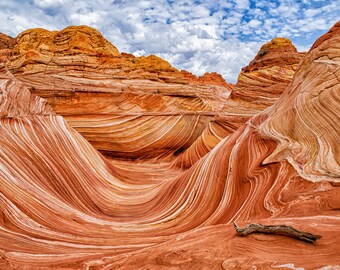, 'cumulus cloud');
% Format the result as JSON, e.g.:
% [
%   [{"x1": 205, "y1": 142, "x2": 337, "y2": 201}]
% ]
[
  {"x1": 0, "y1": 0, "x2": 339, "y2": 82},
  {"x1": 248, "y1": 19, "x2": 262, "y2": 28}
]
